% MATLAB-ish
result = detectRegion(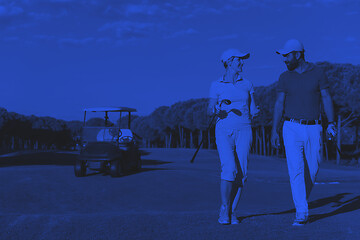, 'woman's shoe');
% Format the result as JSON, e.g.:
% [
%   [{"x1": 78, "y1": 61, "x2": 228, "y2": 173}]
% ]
[{"x1": 218, "y1": 205, "x2": 230, "y2": 225}]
